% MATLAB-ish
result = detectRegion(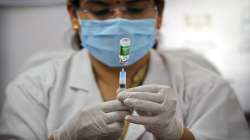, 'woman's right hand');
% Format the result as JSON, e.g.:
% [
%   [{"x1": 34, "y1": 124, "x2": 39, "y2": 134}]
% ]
[{"x1": 50, "y1": 100, "x2": 130, "y2": 140}]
